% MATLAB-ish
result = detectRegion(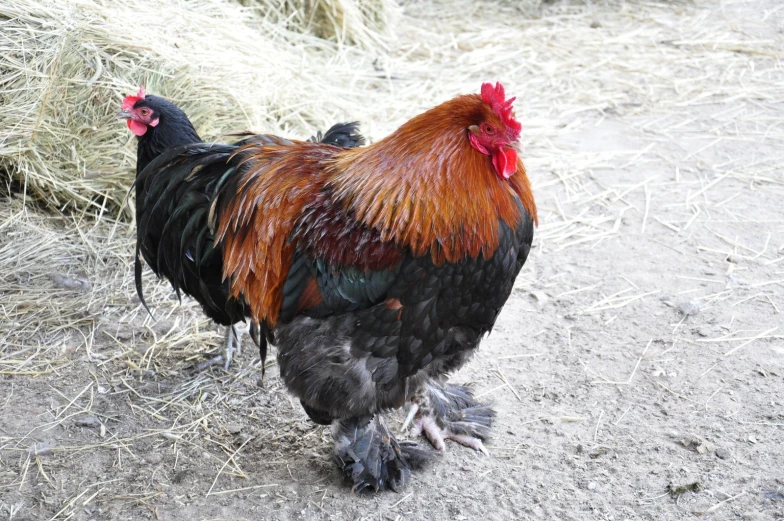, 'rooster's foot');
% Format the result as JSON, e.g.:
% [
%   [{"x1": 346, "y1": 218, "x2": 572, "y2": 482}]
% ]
[
  {"x1": 405, "y1": 381, "x2": 494, "y2": 454},
  {"x1": 333, "y1": 415, "x2": 434, "y2": 493},
  {"x1": 410, "y1": 414, "x2": 489, "y2": 454}
]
